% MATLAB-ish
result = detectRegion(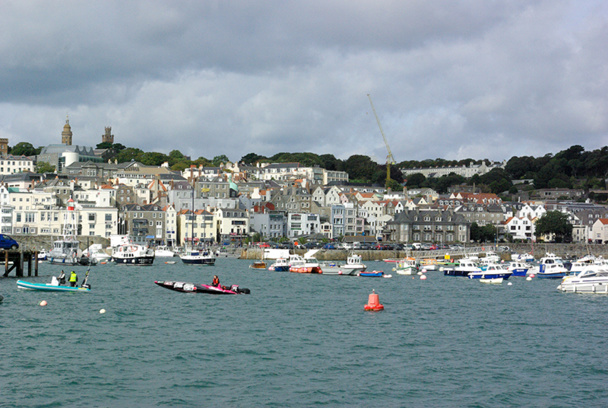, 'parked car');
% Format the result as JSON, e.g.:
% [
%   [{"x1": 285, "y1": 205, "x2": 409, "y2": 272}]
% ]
[
  {"x1": 323, "y1": 243, "x2": 336, "y2": 250},
  {"x1": 0, "y1": 234, "x2": 18, "y2": 250}
]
